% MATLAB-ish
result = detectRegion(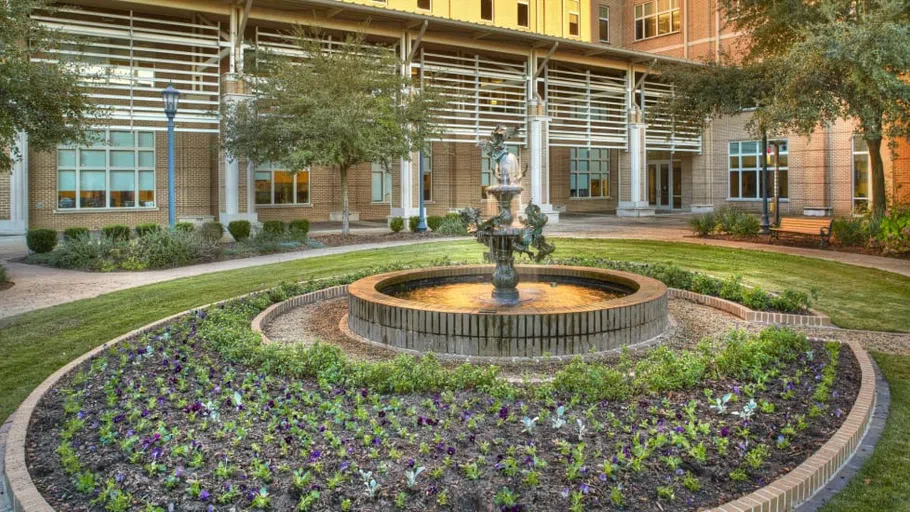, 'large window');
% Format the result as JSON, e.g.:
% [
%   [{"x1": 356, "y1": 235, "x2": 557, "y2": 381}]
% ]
[
  {"x1": 728, "y1": 140, "x2": 788, "y2": 200},
  {"x1": 634, "y1": 0, "x2": 680, "y2": 41},
  {"x1": 570, "y1": 148, "x2": 611, "y2": 198},
  {"x1": 57, "y1": 130, "x2": 156, "y2": 210},
  {"x1": 517, "y1": 0, "x2": 529, "y2": 27},
  {"x1": 371, "y1": 162, "x2": 393, "y2": 204},
  {"x1": 481, "y1": 0, "x2": 493, "y2": 21},
  {"x1": 853, "y1": 135, "x2": 871, "y2": 213},
  {"x1": 568, "y1": 0, "x2": 580, "y2": 36},
  {"x1": 255, "y1": 162, "x2": 310, "y2": 205},
  {"x1": 598, "y1": 5, "x2": 610, "y2": 42},
  {"x1": 417, "y1": 0, "x2": 431, "y2": 10},
  {"x1": 482, "y1": 144, "x2": 520, "y2": 199}
]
